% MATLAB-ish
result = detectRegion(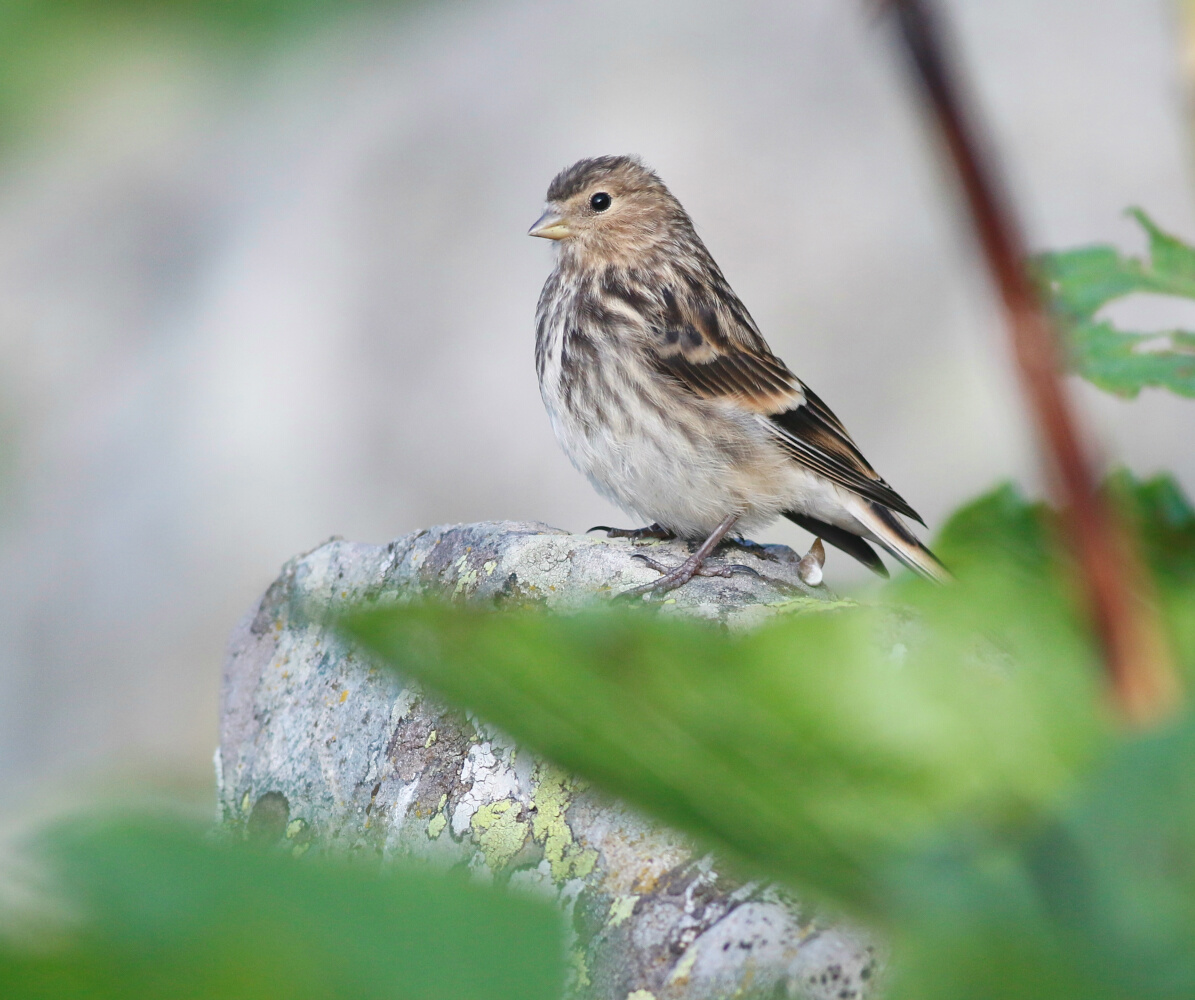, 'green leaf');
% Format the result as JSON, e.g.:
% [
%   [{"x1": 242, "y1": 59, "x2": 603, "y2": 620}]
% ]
[
  {"x1": 332, "y1": 476, "x2": 1195, "y2": 997},
  {"x1": 0, "y1": 814, "x2": 563, "y2": 1000},
  {"x1": 882, "y1": 836, "x2": 1120, "y2": 1000},
  {"x1": 343, "y1": 520, "x2": 1107, "y2": 913},
  {"x1": 885, "y1": 712, "x2": 1195, "y2": 1000},
  {"x1": 1036, "y1": 209, "x2": 1195, "y2": 398},
  {"x1": 1023, "y1": 715, "x2": 1195, "y2": 999},
  {"x1": 341, "y1": 474, "x2": 1195, "y2": 917},
  {"x1": 1107, "y1": 470, "x2": 1195, "y2": 589}
]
